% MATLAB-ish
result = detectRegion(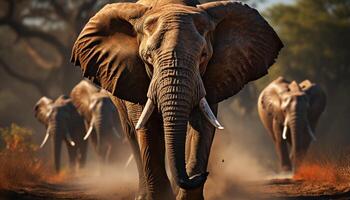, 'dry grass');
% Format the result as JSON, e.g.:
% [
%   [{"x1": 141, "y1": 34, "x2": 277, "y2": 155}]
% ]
[{"x1": 0, "y1": 124, "x2": 48, "y2": 189}]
